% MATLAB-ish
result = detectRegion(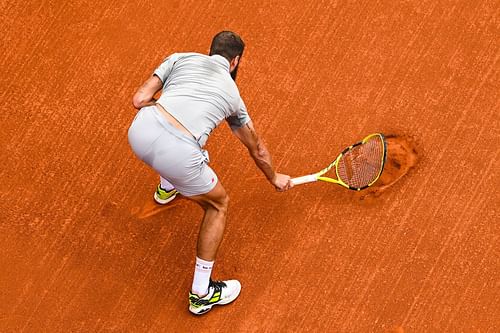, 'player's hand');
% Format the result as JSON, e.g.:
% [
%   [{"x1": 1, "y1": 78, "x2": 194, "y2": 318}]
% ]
[{"x1": 272, "y1": 173, "x2": 293, "y2": 192}]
